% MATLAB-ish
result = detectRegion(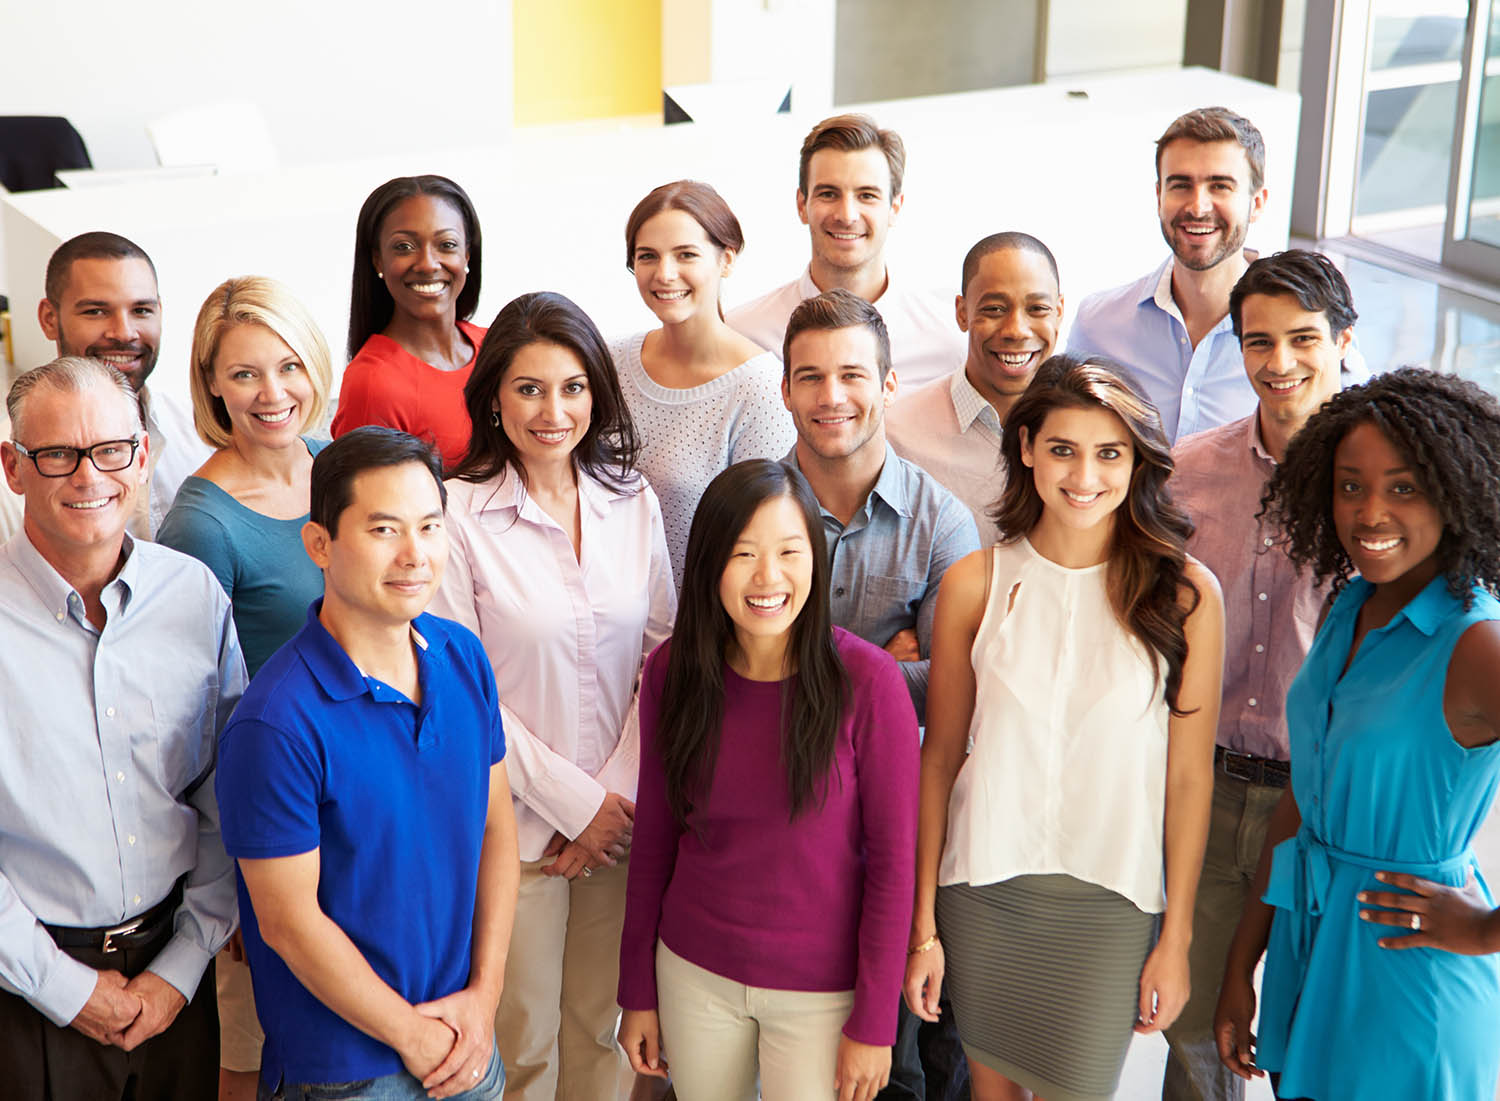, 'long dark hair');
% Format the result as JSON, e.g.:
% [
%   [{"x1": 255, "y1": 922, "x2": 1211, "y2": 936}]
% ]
[
  {"x1": 347, "y1": 174, "x2": 483, "y2": 358},
  {"x1": 993, "y1": 354, "x2": 1199, "y2": 713},
  {"x1": 656, "y1": 460, "x2": 847, "y2": 826},
  {"x1": 449, "y1": 291, "x2": 639, "y2": 489}
]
